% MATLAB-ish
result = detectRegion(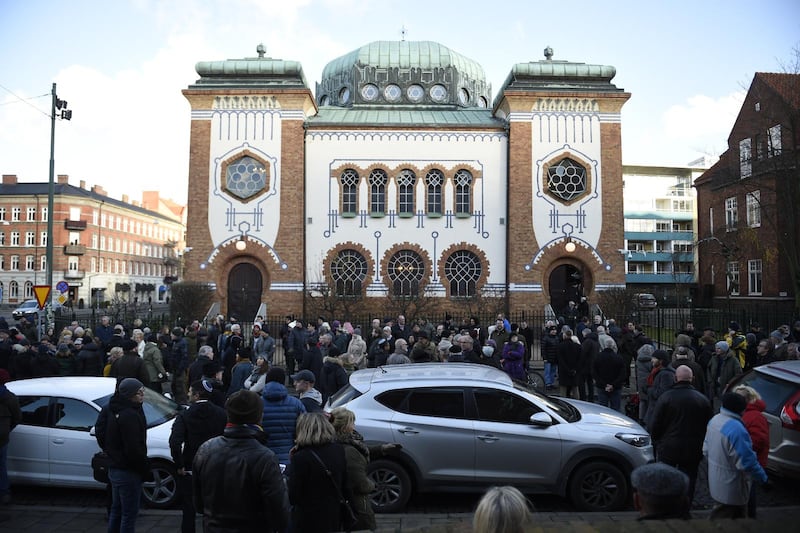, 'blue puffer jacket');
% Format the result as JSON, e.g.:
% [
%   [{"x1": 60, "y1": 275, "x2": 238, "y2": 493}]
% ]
[{"x1": 261, "y1": 381, "x2": 306, "y2": 464}]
